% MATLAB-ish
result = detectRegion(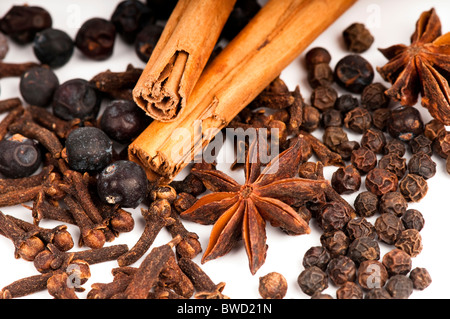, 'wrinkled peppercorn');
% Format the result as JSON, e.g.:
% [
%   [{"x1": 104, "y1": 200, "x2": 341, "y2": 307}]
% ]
[
  {"x1": 323, "y1": 126, "x2": 348, "y2": 152},
  {"x1": 342, "y1": 23, "x2": 374, "y2": 53},
  {"x1": 302, "y1": 246, "x2": 331, "y2": 271},
  {"x1": 347, "y1": 237, "x2": 380, "y2": 264},
  {"x1": 365, "y1": 168, "x2": 398, "y2": 196},
  {"x1": 311, "y1": 86, "x2": 338, "y2": 111},
  {"x1": 321, "y1": 109, "x2": 342, "y2": 128},
  {"x1": 361, "y1": 127, "x2": 386, "y2": 154},
  {"x1": 344, "y1": 106, "x2": 372, "y2": 133},
  {"x1": 423, "y1": 119, "x2": 445, "y2": 142},
  {"x1": 318, "y1": 201, "x2": 351, "y2": 232},
  {"x1": 379, "y1": 191, "x2": 408, "y2": 216},
  {"x1": 371, "y1": 108, "x2": 390, "y2": 131},
  {"x1": 345, "y1": 217, "x2": 376, "y2": 240},
  {"x1": 334, "y1": 54, "x2": 374, "y2": 93},
  {"x1": 354, "y1": 191, "x2": 379, "y2": 217},
  {"x1": 334, "y1": 141, "x2": 358, "y2": 161},
  {"x1": 375, "y1": 213, "x2": 404, "y2": 245},
  {"x1": 326, "y1": 255, "x2": 356, "y2": 286},
  {"x1": 409, "y1": 134, "x2": 432, "y2": 156},
  {"x1": 432, "y1": 130, "x2": 450, "y2": 158},
  {"x1": 297, "y1": 266, "x2": 328, "y2": 296},
  {"x1": 331, "y1": 164, "x2": 361, "y2": 194},
  {"x1": 364, "y1": 288, "x2": 392, "y2": 299},
  {"x1": 307, "y1": 63, "x2": 333, "y2": 89},
  {"x1": 320, "y1": 230, "x2": 350, "y2": 258},
  {"x1": 387, "y1": 106, "x2": 424, "y2": 142},
  {"x1": 384, "y1": 138, "x2": 406, "y2": 156},
  {"x1": 378, "y1": 153, "x2": 407, "y2": 179},
  {"x1": 305, "y1": 47, "x2": 332, "y2": 66},
  {"x1": 300, "y1": 105, "x2": 321, "y2": 132},
  {"x1": 351, "y1": 147, "x2": 377, "y2": 174},
  {"x1": 395, "y1": 229, "x2": 423, "y2": 257},
  {"x1": 258, "y1": 272, "x2": 287, "y2": 299},
  {"x1": 408, "y1": 152, "x2": 436, "y2": 179},
  {"x1": 409, "y1": 267, "x2": 432, "y2": 291},
  {"x1": 382, "y1": 248, "x2": 412, "y2": 276},
  {"x1": 335, "y1": 94, "x2": 359, "y2": 113},
  {"x1": 401, "y1": 209, "x2": 425, "y2": 231},
  {"x1": 336, "y1": 281, "x2": 363, "y2": 299},
  {"x1": 361, "y1": 82, "x2": 390, "y2": 110},
  {"x1": 357, "y1": 260, "x2": 389, "y2": 290},
  {"x1": 385, "y1": 275, "x2": 413, "y2": 299},
  {"x1": 399, "y1": 173, "x2": 428, "y2": 202}
]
